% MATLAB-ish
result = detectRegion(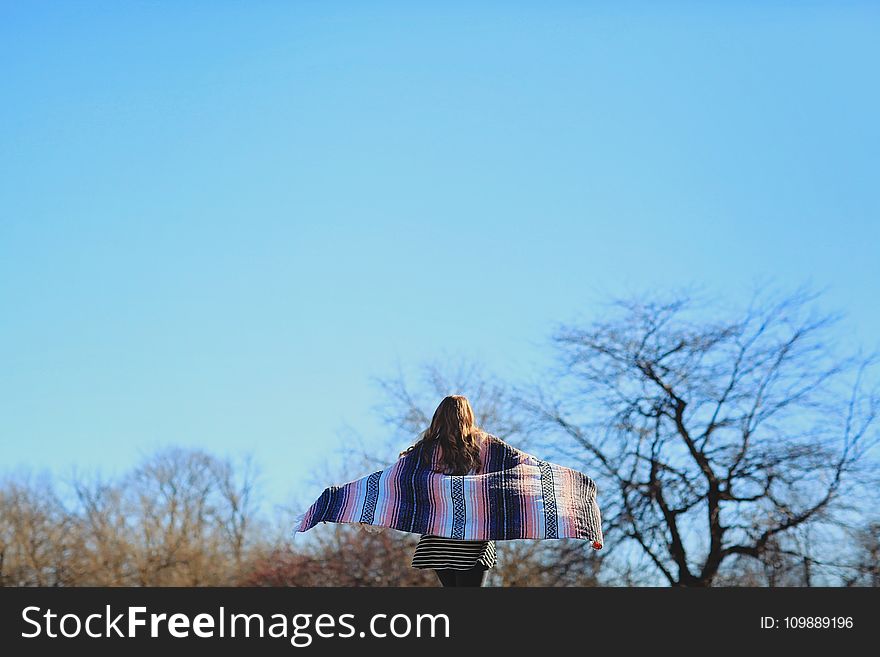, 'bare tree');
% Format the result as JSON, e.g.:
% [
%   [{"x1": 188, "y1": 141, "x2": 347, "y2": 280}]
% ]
[
  {"x1": 210, "y1": 453, "x2": 260, "y2": 572},
  {"x1": 520, "y1": 284, "x2": 879, "y2": 586},
  {"x1": 111, "y1": 447, "x2": 260, "y2": 585},
  {"x1": 0, "y1": 472, "x2": 82, "y2": 586},
  {"x1": 71, "y1": 472, "x2": 134, "y2": 585},
  {"x1": 371, "y1": 358, "x2": 532, "y2": 457},
  {"x1": 1, "y1": 448, "x2": 265, "y2": 586}
]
